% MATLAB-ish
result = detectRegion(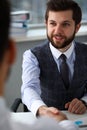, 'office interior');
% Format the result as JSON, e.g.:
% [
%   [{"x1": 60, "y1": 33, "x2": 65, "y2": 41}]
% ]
[{"x1": 5, "y1": 0, "x2": 87, "y2": 111}]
